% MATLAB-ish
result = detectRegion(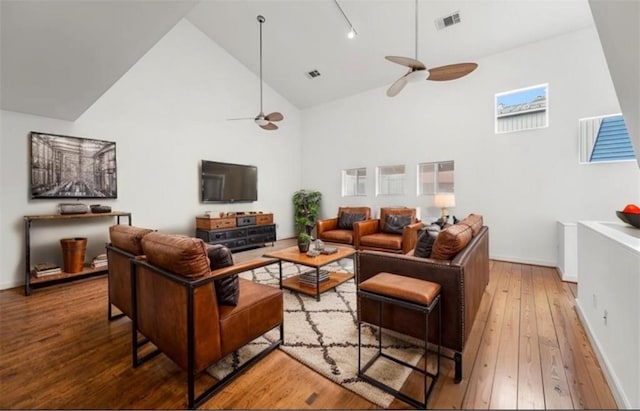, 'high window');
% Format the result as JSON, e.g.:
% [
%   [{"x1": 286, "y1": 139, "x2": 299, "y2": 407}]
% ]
[
  {"x1": 579, "y1": 114, "x2": 636, "y2": 164},
  {"x1": 417, "y1": 161, "x2": 454, "y2": 195},
  {"x1": 376, "y1": 165, "x2": 405, "y2": 196},
  {"x1": 341, "y1": 168, "x2": 367, "y2": 196}
]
